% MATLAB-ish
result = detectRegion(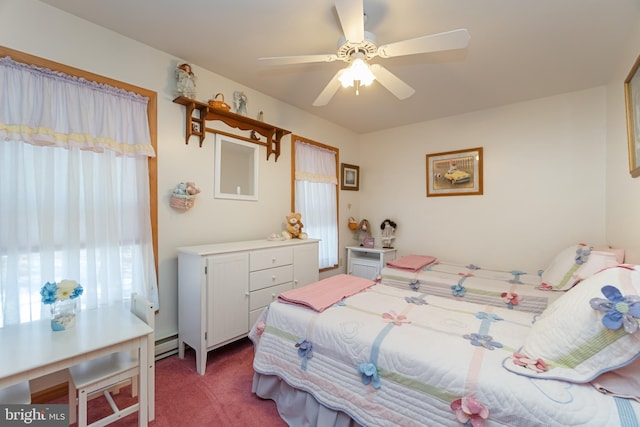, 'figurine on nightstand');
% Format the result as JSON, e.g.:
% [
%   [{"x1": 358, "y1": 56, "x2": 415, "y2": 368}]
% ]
[
  {"x1": 176, "y1": 63, "x2": 197, "y2": 99},
  {"x1": 380, "y1": 219, "x2": 396, "y2": 249}
]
